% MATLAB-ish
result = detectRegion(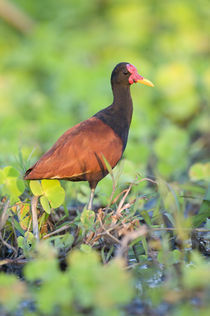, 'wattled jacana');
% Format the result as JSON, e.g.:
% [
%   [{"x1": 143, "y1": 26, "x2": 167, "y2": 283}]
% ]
[{"x1": 24, "y1": 63, "x2": 154, "y2": 210}]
